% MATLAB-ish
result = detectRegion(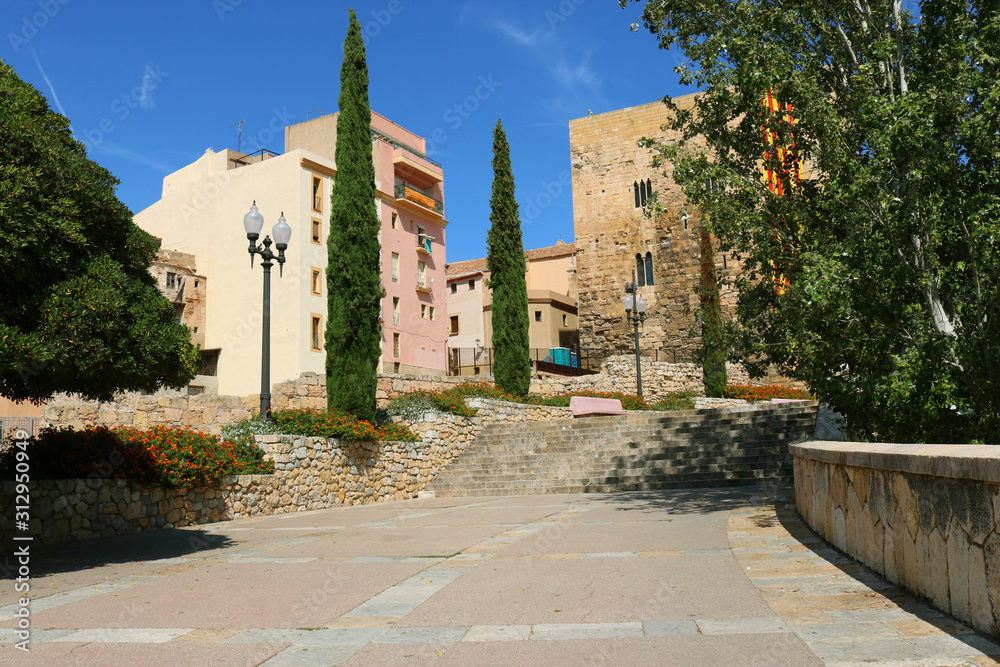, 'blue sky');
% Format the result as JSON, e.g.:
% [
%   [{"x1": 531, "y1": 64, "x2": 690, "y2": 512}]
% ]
[{"x1": 2, "y1": 0, "x2": 690, "y2": 262}]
